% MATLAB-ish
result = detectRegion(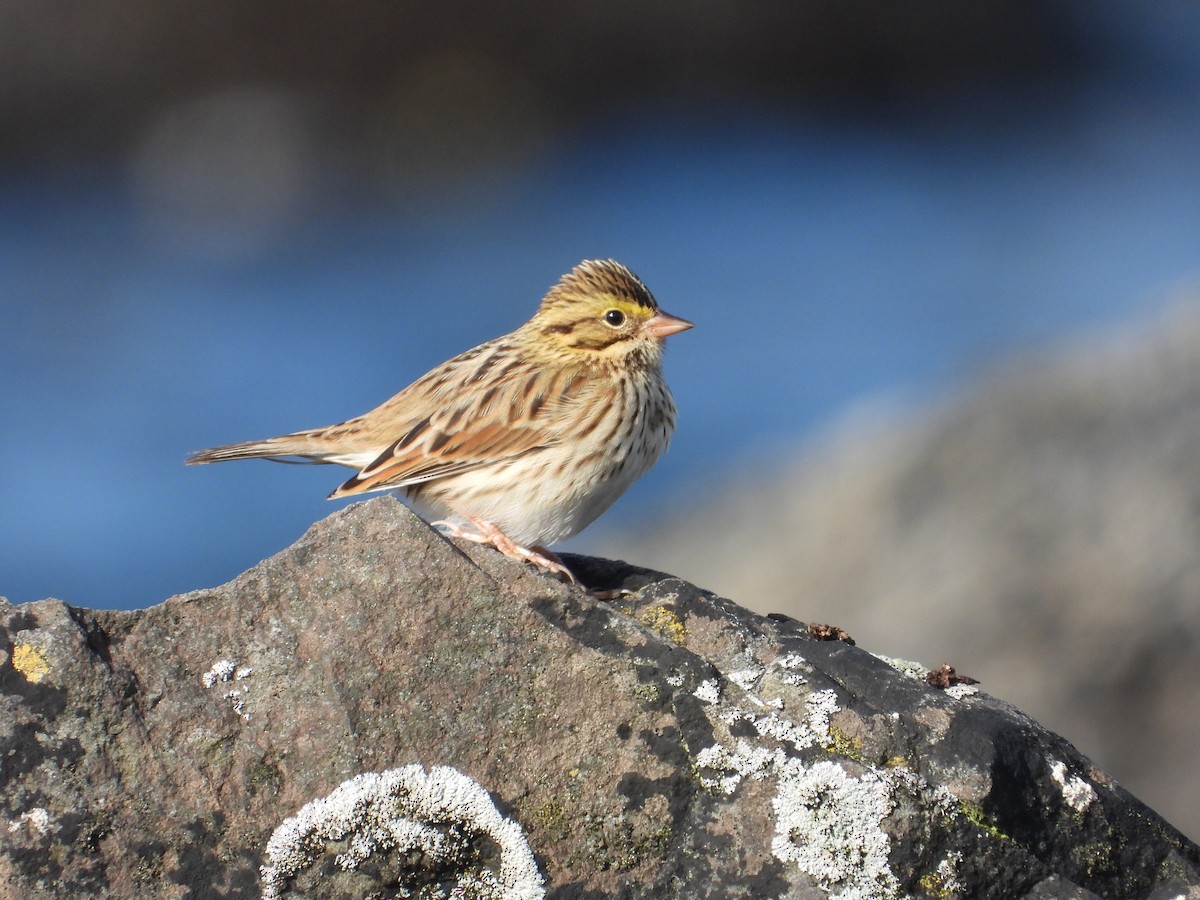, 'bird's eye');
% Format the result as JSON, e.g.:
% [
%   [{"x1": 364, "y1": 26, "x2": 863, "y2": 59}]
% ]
[{"x1": 603, "y1": 309, "x2": 626, "y2": 327}]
